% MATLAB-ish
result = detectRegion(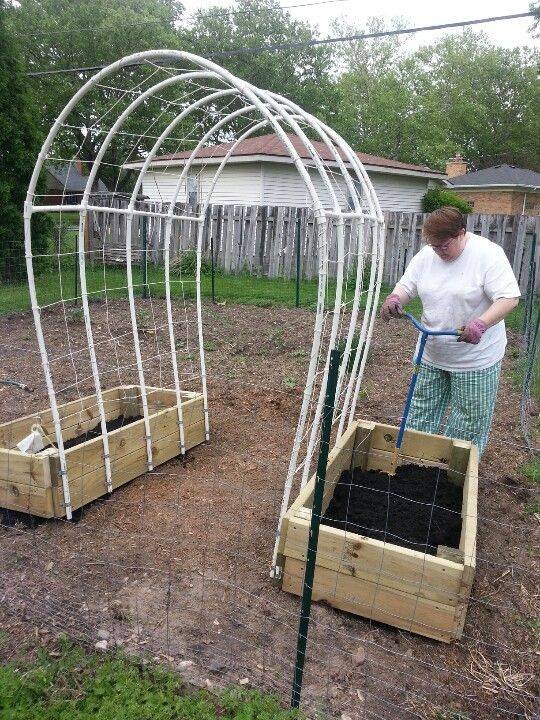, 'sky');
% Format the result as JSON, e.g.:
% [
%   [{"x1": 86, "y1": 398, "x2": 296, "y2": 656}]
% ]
[{"x1": 181, "y1": 0, "x2": 538, "y2": 49}]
